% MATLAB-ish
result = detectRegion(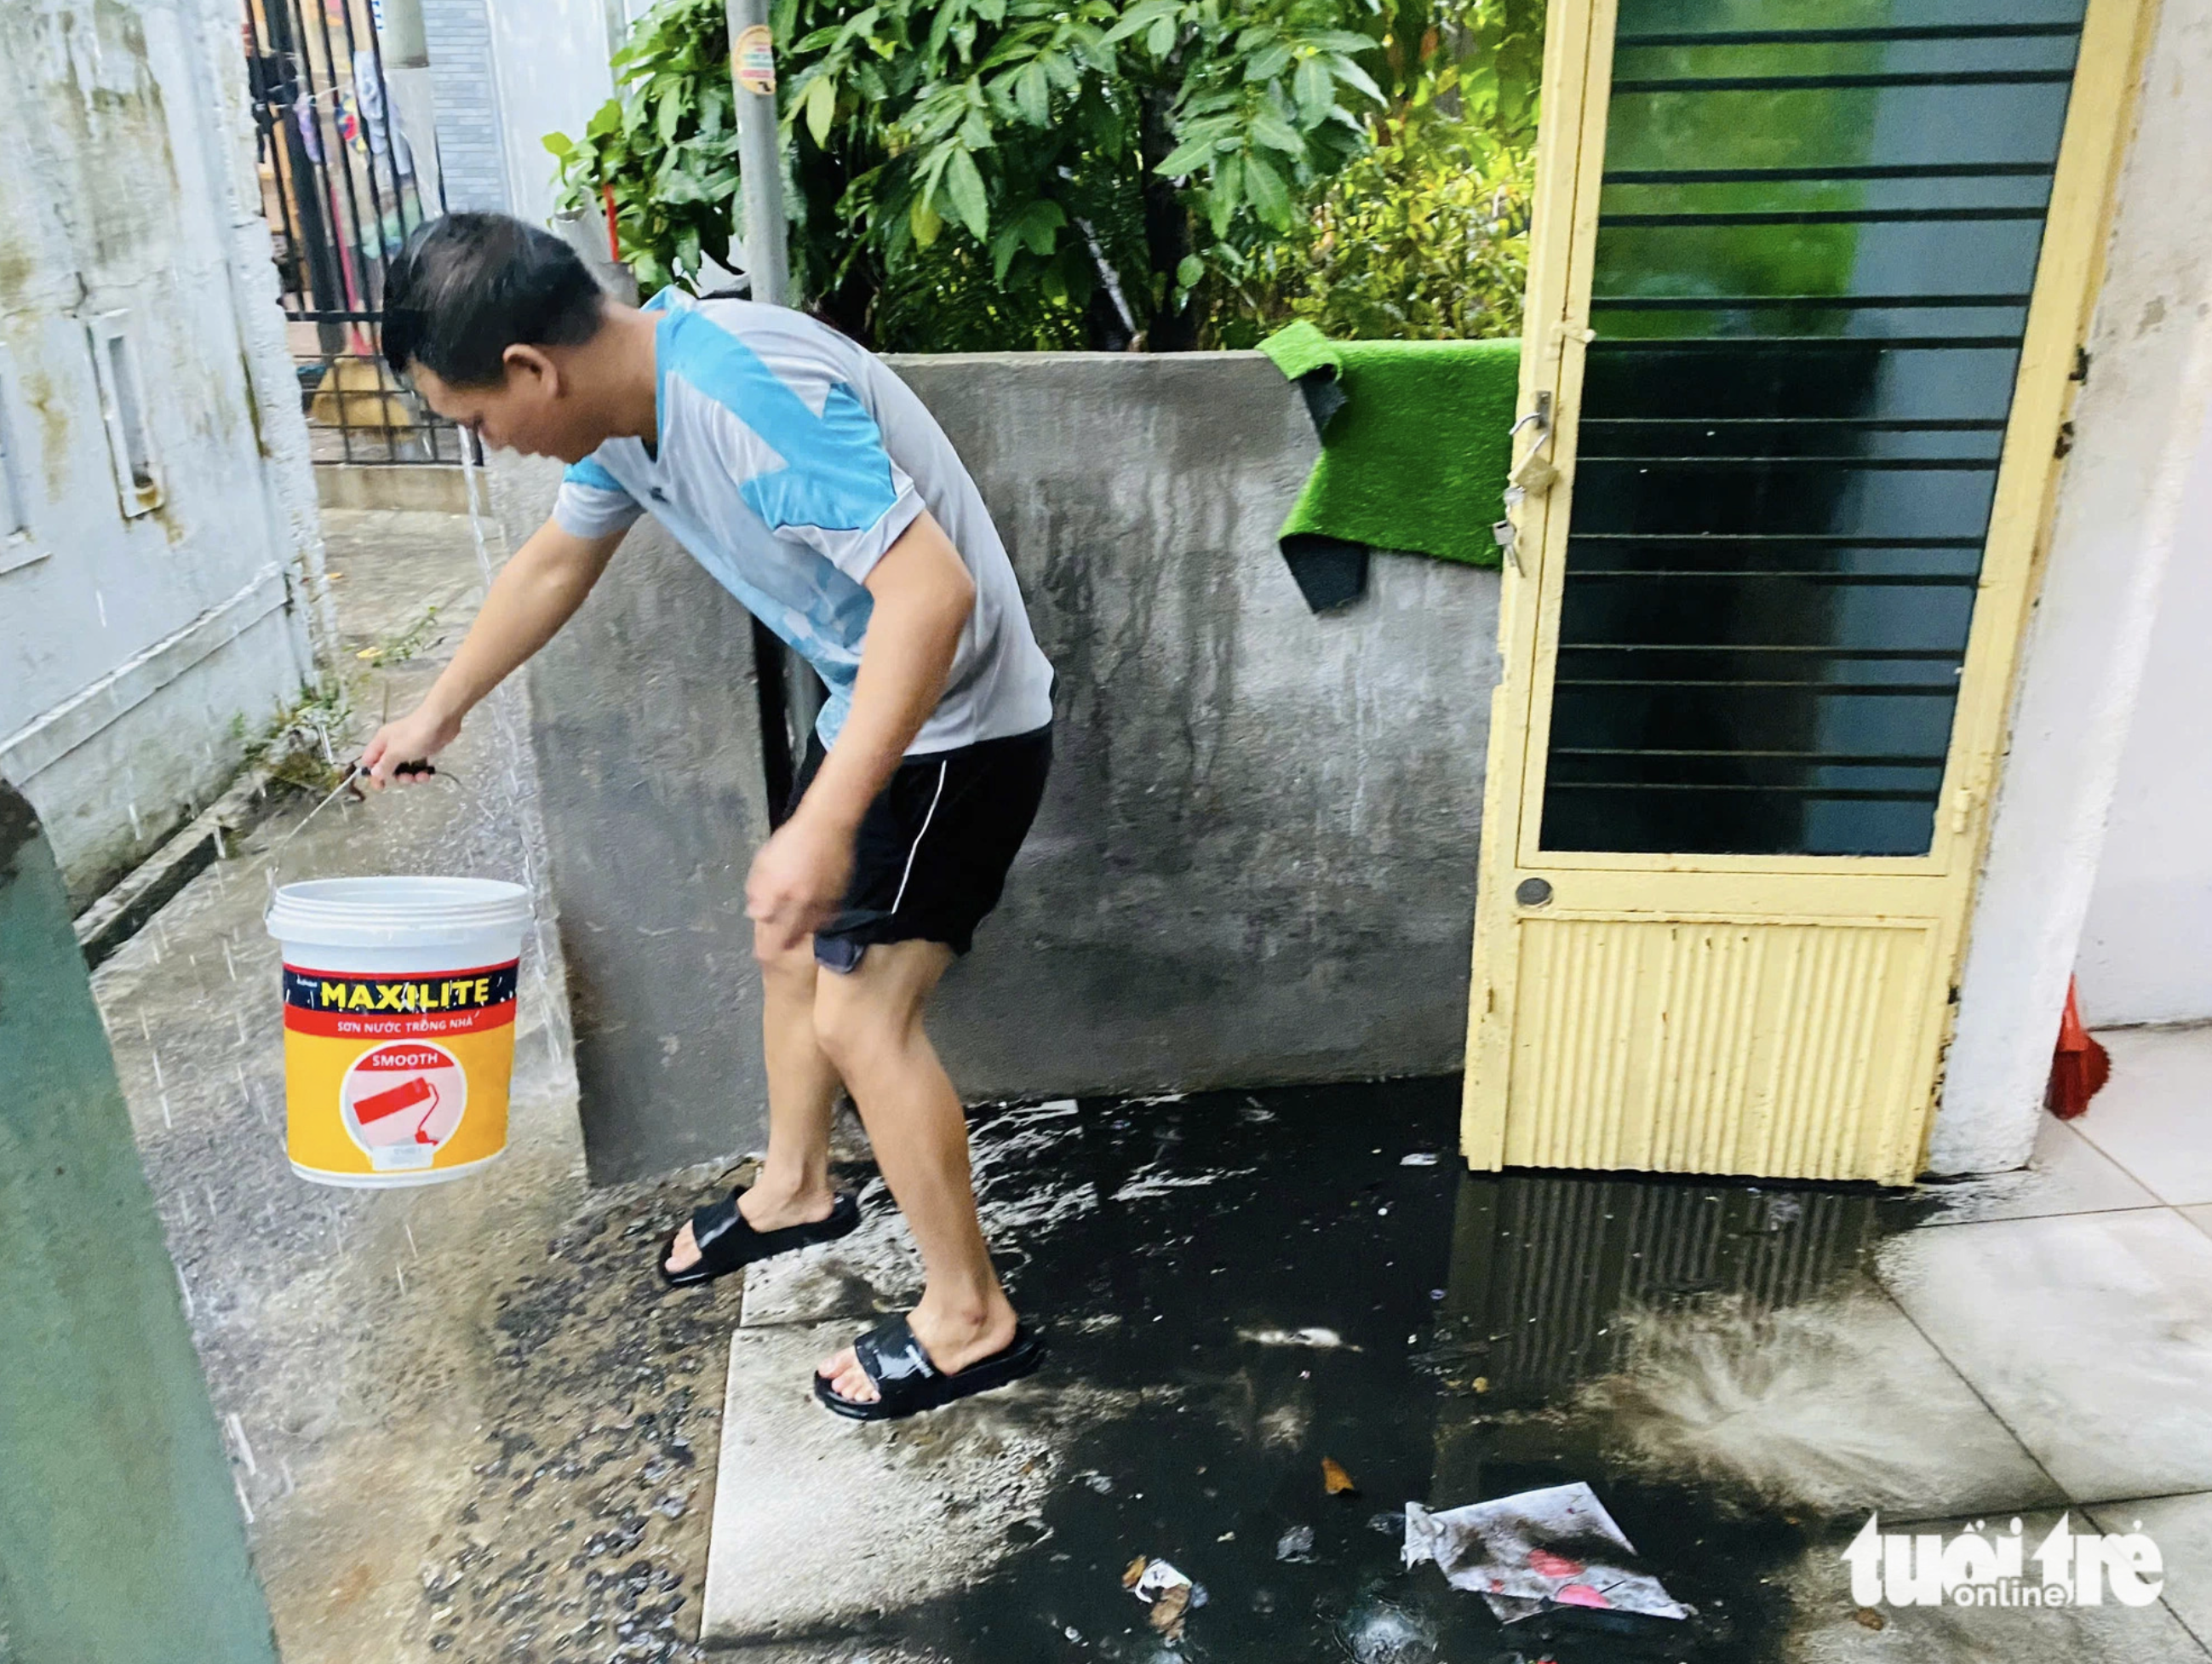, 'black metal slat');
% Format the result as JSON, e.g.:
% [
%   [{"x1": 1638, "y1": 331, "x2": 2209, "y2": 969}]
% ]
[
  {"x1": 300, "y1": 0, "x2": 372, "y2": 323},
  {"x1": 1569, "y1": 533, "x2": 1984, "y2": 546},
  {"x1": 1578, "y1": 417, "x2": 2010, "y2": 430},
  {"x1": 1602, "y1": 207, "x2": 2045, "y2": 226},
  {"x1": 1590, "y1": 293, "x2": 2031, "y2": 310},
  {"x1": 1562, "y1": 646, "x2": 1965, "y2": 659},
  {"x1": 1555, "y1": 747, "x2": 1952, "y2": 766},
  {"x1": 1556, "y1": 679, "x2": 1962, "y2": 692},
  {"x1": 1567, "y1": 571, "x2": 1980, "y2": 586},
  {"x1": 1588, "y1": 333, "x2": 2023, "y2": 349},
  {"x1": 1612, "y1": 70, "x2": 2076, "y2": 94},
  {"x1": 1613, "y1": 23, "x2": 2082, "y2": 49},
  {"x1": 1546, "y1": 782, "x2": 1940, "y2": 800},
  {"x1": 1605, "y1": 164, "x2": 2054, "y2": 184},
  {"x1": 1581, "y1": 455, "x2": 1997, "y2": 470}
]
